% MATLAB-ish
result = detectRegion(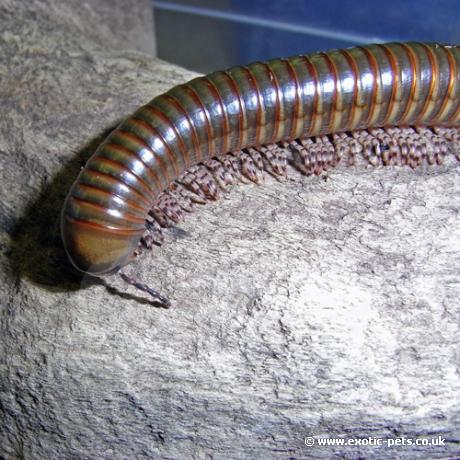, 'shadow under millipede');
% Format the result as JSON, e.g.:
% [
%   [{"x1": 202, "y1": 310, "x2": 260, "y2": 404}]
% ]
[
  {"x1": 5, "y1": 126, "x2": 216, "y2": 305},
  {"x1": 6, "y1": 129, "x2": 115, "y2": 295}
]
